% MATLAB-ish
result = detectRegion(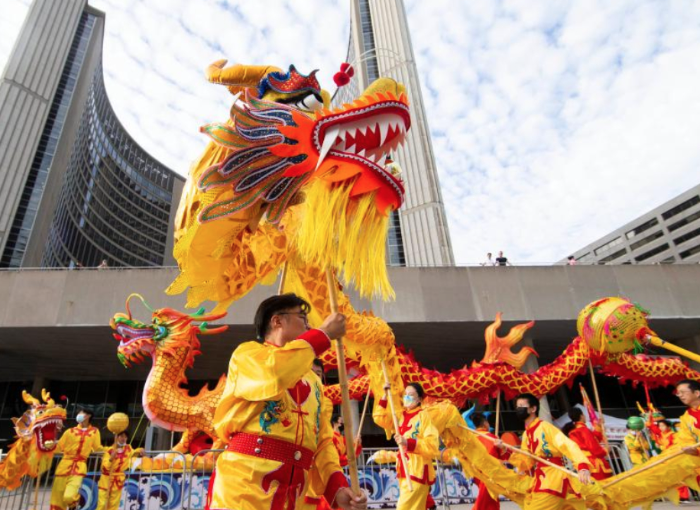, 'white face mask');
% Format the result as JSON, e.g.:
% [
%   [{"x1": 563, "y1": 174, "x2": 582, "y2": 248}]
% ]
[
  {"x1": 117, "y1": 441, "x2": 126, "y2": 447},
  {"x1": 76, "y1": 413, "x2": 86, "y2": 424}
]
